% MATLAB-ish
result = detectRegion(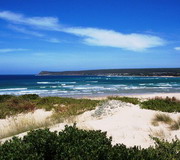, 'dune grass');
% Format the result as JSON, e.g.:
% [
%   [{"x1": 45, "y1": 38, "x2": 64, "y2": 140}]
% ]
[
  {"x1": 152, "y1": 113, "x2": 180, "y2": 131},
  {"x1": 0, "y1": 114, "x2": 53, "y2": 139},
  {"x1": 1, "y1": 95, "x2": 179, "y2": 119},
  {"x1": 0, "y1": 95, "x2": 100, "y2": 119},
  {"x1": 0, "y1": 95, "x2": 37, "y2": 119},
  {"x1": 170, "y1": 117, "x2": 180, "y2": 130},
  {"x1": 0, "y1": 95, "x2": 101, "y2": 139},
  {"x1": 151, "y1": 113, "x2": 173, "y2": 126},
  {"x1": 150, "y1": 129, "x2": 166, "y2": 139}
]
